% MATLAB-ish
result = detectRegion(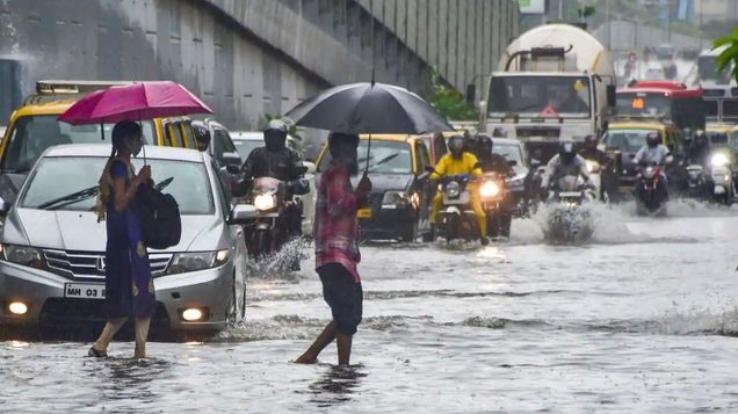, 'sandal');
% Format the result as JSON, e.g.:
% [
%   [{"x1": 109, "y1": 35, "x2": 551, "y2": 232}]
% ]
[{"x1": 87, "y1": 346, "x2": 108, "y2": 358}]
